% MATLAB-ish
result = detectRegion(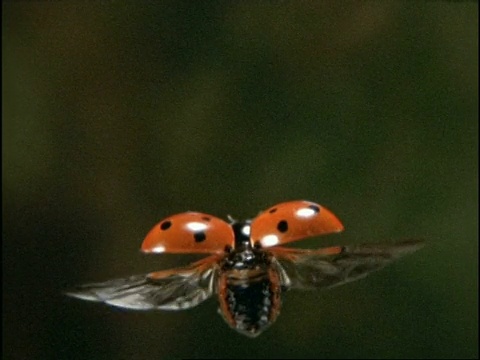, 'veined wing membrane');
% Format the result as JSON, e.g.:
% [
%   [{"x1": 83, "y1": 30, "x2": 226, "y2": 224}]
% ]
[
  {"x1": 65, "y1": 255, "x2": 220, "y2": 310},
  {"x1": 271, "y1": 240, "x2": 424, "y2": 290}
]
